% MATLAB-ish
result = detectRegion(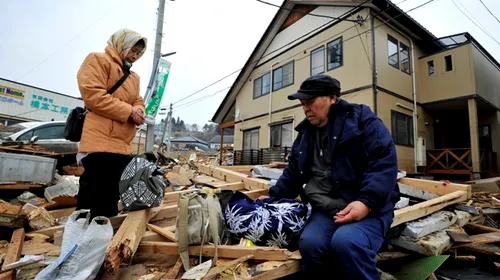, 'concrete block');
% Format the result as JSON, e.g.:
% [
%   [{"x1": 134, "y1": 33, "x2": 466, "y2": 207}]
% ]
[
  {"x1": 389, "y1": 226, "x2": 463, "y2": 256},
  {"x1": 401, "y1": 211, "x2": 457, "y2": 239},
  {"x1": 395, "y1": 197, "x2": 410, "y2": 209},
  {"x1": 454, "y1": 210, "x2": 472, "y2": 227},
  {"x1": 466, "y1": 177, "x2": 500, "y2": 193}
]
